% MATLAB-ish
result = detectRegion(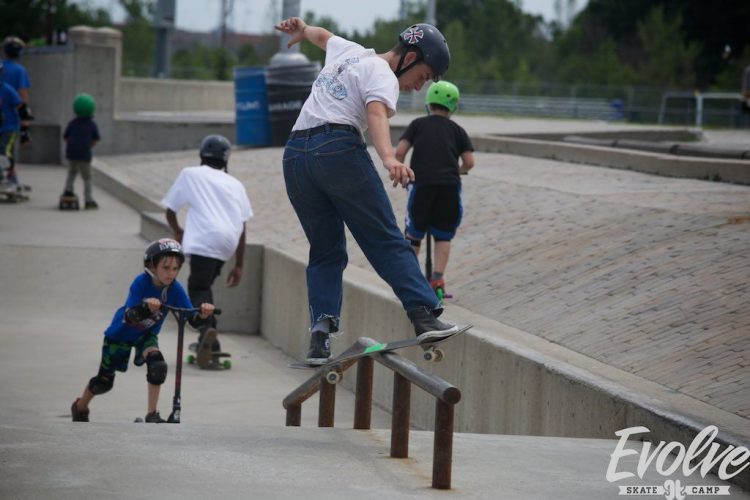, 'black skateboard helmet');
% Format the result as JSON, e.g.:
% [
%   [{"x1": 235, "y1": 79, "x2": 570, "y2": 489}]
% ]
[
  {"x1": 199, "y1": 134, "x2": 231, "y2": 169},
  {"x1": 3, "y1": 36, "x2": 25, "y2": 59},
  {"x1": 395, "y1": 23, "x2": 450, "y2": 81},
  {"x1": 144, "y1": 238, "x2": 185, "y2": 267}
]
